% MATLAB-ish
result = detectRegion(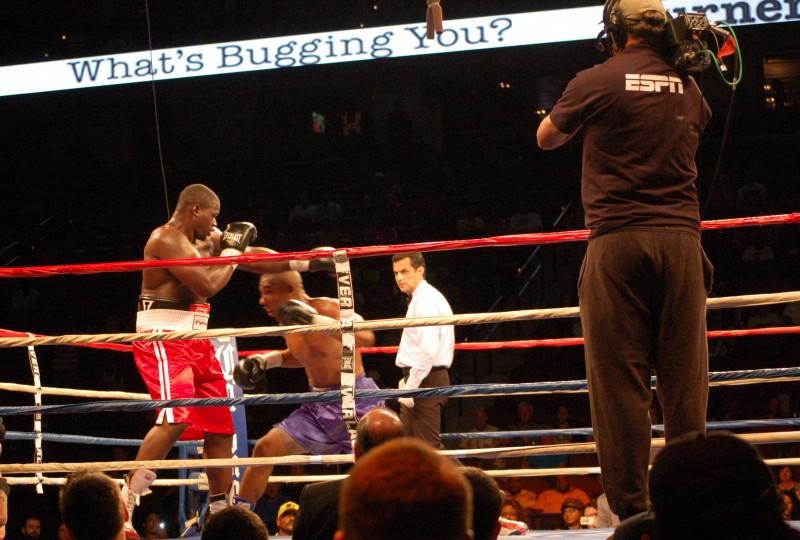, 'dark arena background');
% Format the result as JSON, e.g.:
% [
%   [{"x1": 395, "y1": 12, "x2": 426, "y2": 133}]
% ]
[{"x1": 1, "y1": 1, "x2": 799, "y2": 538}]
